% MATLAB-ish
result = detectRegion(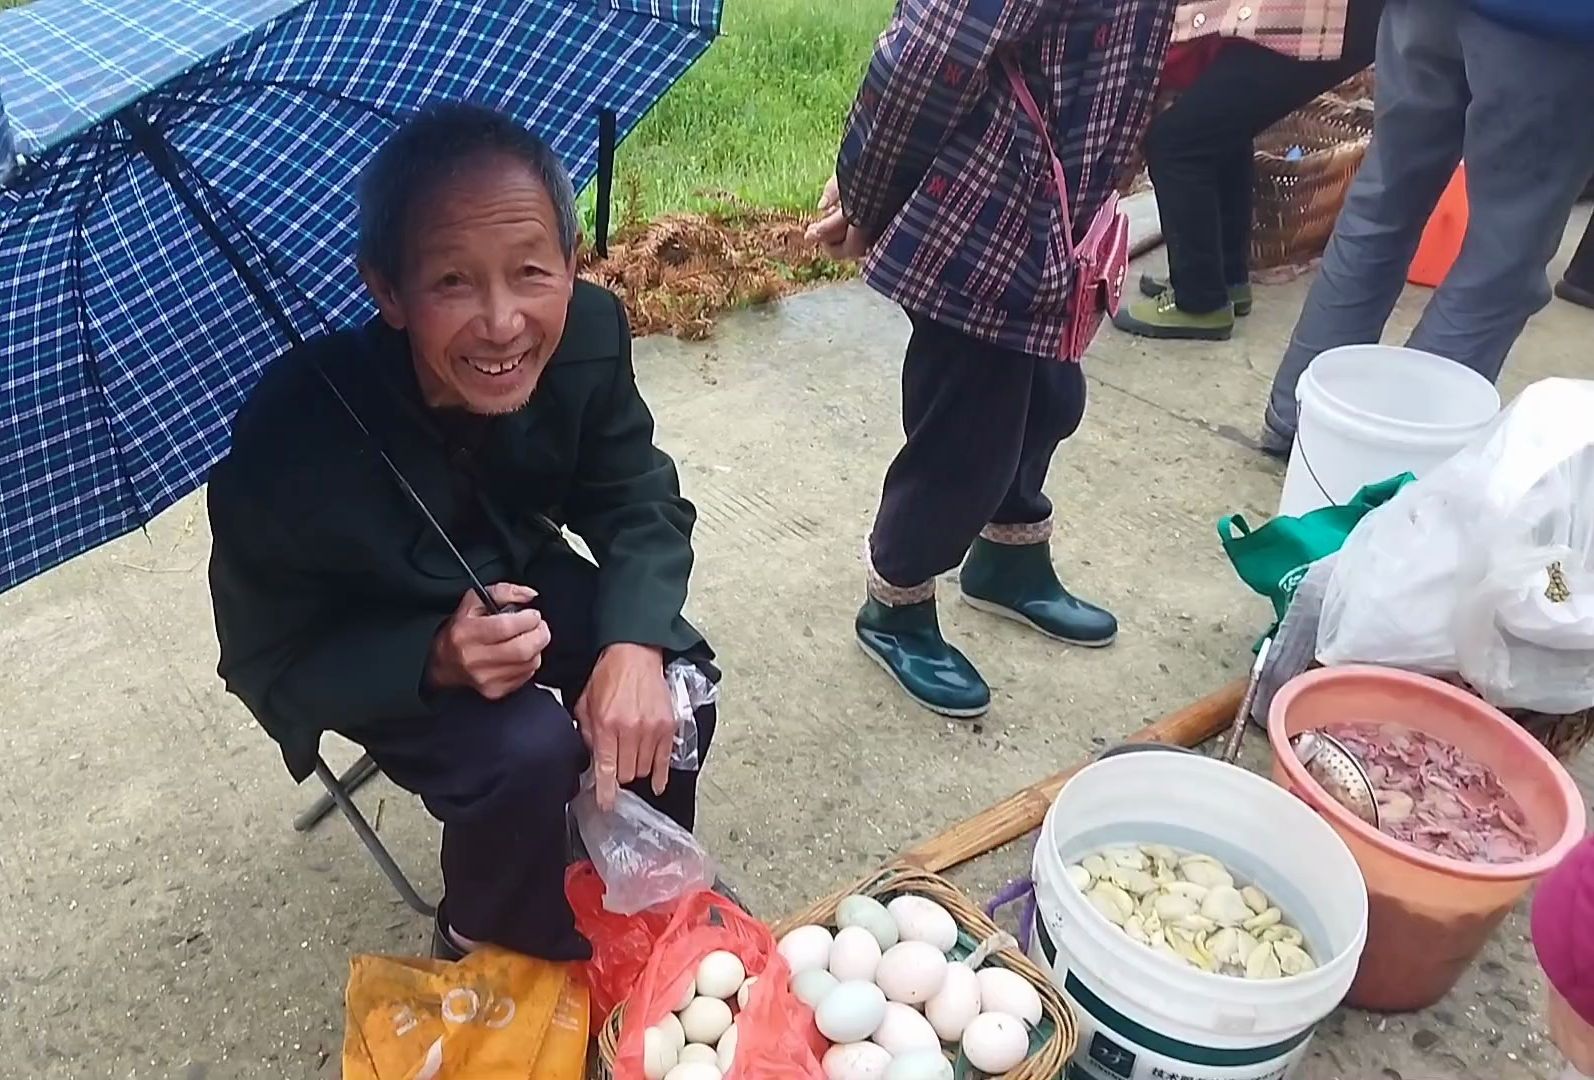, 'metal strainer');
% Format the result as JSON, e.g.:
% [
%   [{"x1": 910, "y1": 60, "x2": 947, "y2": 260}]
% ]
[{"x1": 1290, "y1": 730, "x2": 1381, "y2": 829}]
